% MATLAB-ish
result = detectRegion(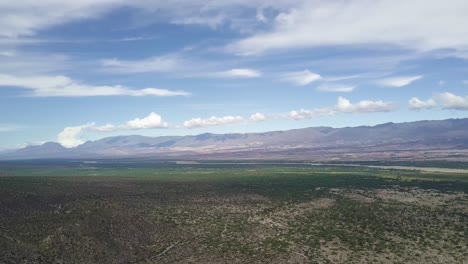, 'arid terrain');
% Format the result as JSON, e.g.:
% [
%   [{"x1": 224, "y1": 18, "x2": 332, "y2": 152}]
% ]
[{"x1": 1, "y1": 162, "x2": 467, "y2": 263}]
